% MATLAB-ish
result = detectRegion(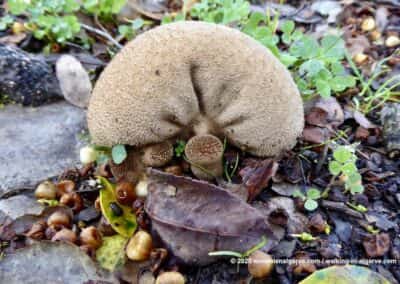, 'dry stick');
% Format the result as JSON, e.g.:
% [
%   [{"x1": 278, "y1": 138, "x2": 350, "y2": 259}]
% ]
[
  {"x1": 315, "y1": 143, "x2": 329, "y2": 175},
  {"x1": 321, "y1": 200, "x2": 364, "y2": 219},
  {"x1": 81, "y1": 23, "x2": 123, "y2": 49},
  {"x1": 321, "y1": 174, "x2": 336, "y2": 198}
]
